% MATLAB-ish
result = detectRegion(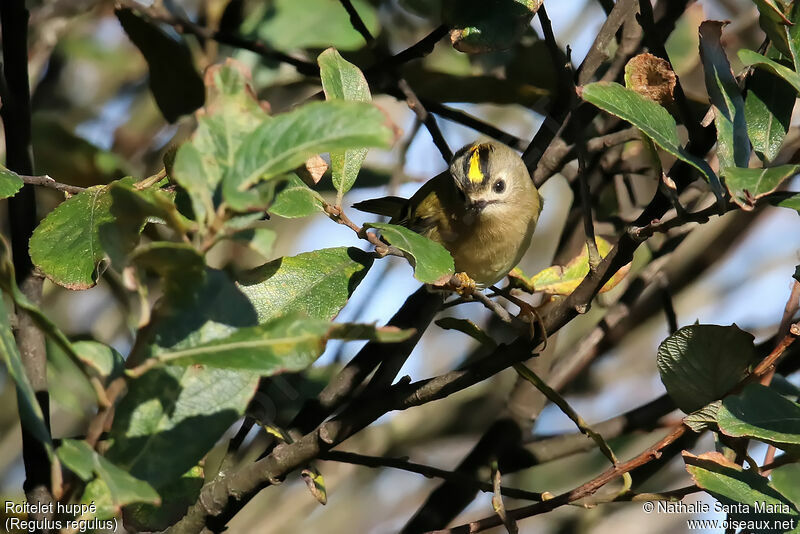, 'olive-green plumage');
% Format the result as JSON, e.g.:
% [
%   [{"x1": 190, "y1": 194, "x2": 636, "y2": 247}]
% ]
[{"x1": 354, "y1": 141, "x2": 542, "y2": 287}]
